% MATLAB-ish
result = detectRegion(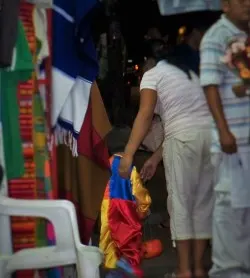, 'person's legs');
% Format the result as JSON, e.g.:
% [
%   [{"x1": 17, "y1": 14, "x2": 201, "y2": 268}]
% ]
[
  {"x1": 193, "y1": 130, "x2": 214, "y2": 277},
  {"x1": 163, "y1": 132, "x2": 199, "y2": 277},
  {"x1": 175, "y1": 240, "x2": 192, "y2": 277},
  {"x1": 193, "y1": 240, "x2": 209, "y2": 277},
  {"x1": 209, "y1": 153, "x2": 250, "y2": 278},
  {"x1": 210, "y1": 193, "x2": 250, "y2": 277}
]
